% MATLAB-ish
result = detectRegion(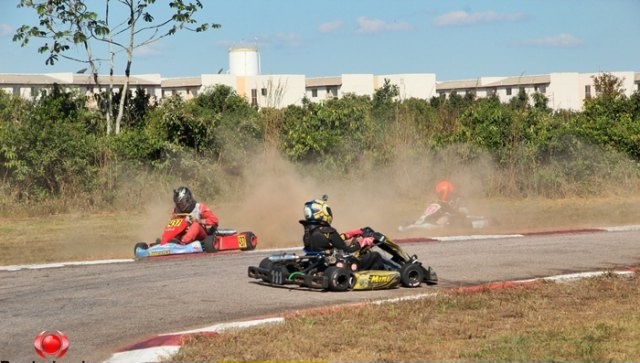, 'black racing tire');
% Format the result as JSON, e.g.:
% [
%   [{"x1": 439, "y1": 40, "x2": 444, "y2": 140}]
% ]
[
  {"x1": 258, "y1": 257, "x2": 273, "y2": 282},
  {"x1": 203, "y1": 235, "x2": 217, "y2": 253},
  {"x1": 241, "y1": 232, "x2": 257, "y2": 251},
  {"x1": 259, "y1": 257, "x2": 273, "y2": 269},
  {"x1": 325, "y1": 266, "x2": 353, "y2": 292},
  {"x1": 399, "y1": 263, "x2": 425, "y2": 288},
  {"x1": 134, "y1": 242, "x2": 148, "y2": 257}
]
